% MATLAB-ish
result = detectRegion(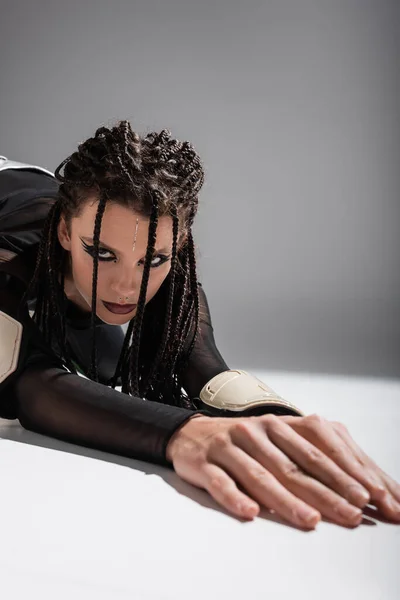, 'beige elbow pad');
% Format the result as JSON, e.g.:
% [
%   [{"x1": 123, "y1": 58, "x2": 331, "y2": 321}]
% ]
[
  {"x1": 199, "y1": 369, "x2": 304, "y2": 417},
  {"x1": 0, "y1": 310, "x2": 23, "y2": 385}
]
